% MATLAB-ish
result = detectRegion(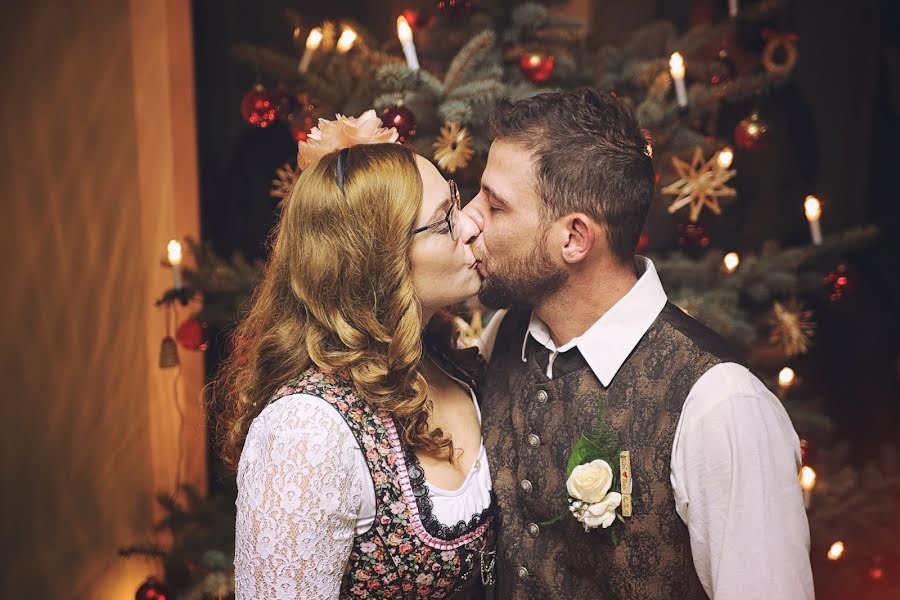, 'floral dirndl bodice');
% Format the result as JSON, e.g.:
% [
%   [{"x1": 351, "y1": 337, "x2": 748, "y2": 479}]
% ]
[{"x1": 273, "y1": 367, "x2": 497, "y2": 599}]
